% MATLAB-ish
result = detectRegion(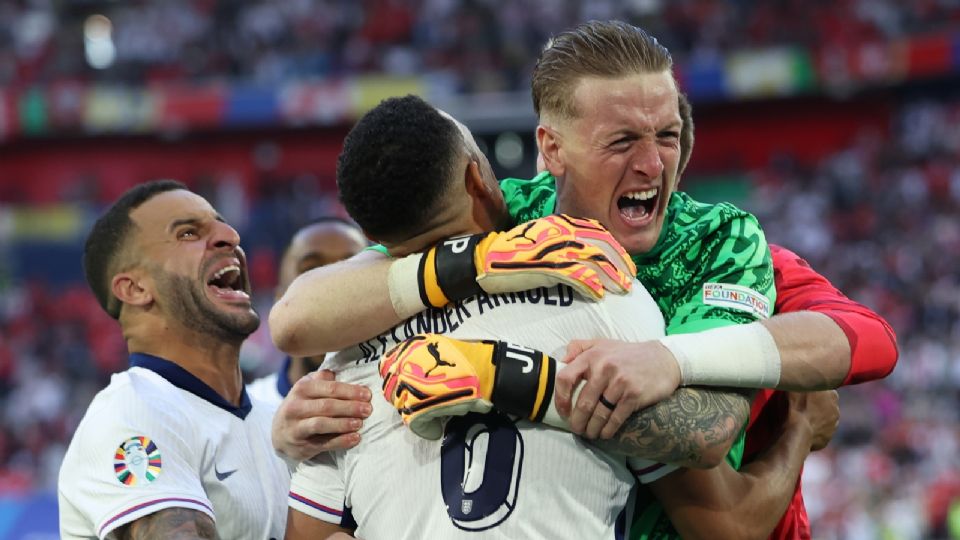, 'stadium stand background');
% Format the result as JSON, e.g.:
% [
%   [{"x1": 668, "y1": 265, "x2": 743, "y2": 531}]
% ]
[{"x1": 1, "y1": 1, "x2": 959, "y2": 538}]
